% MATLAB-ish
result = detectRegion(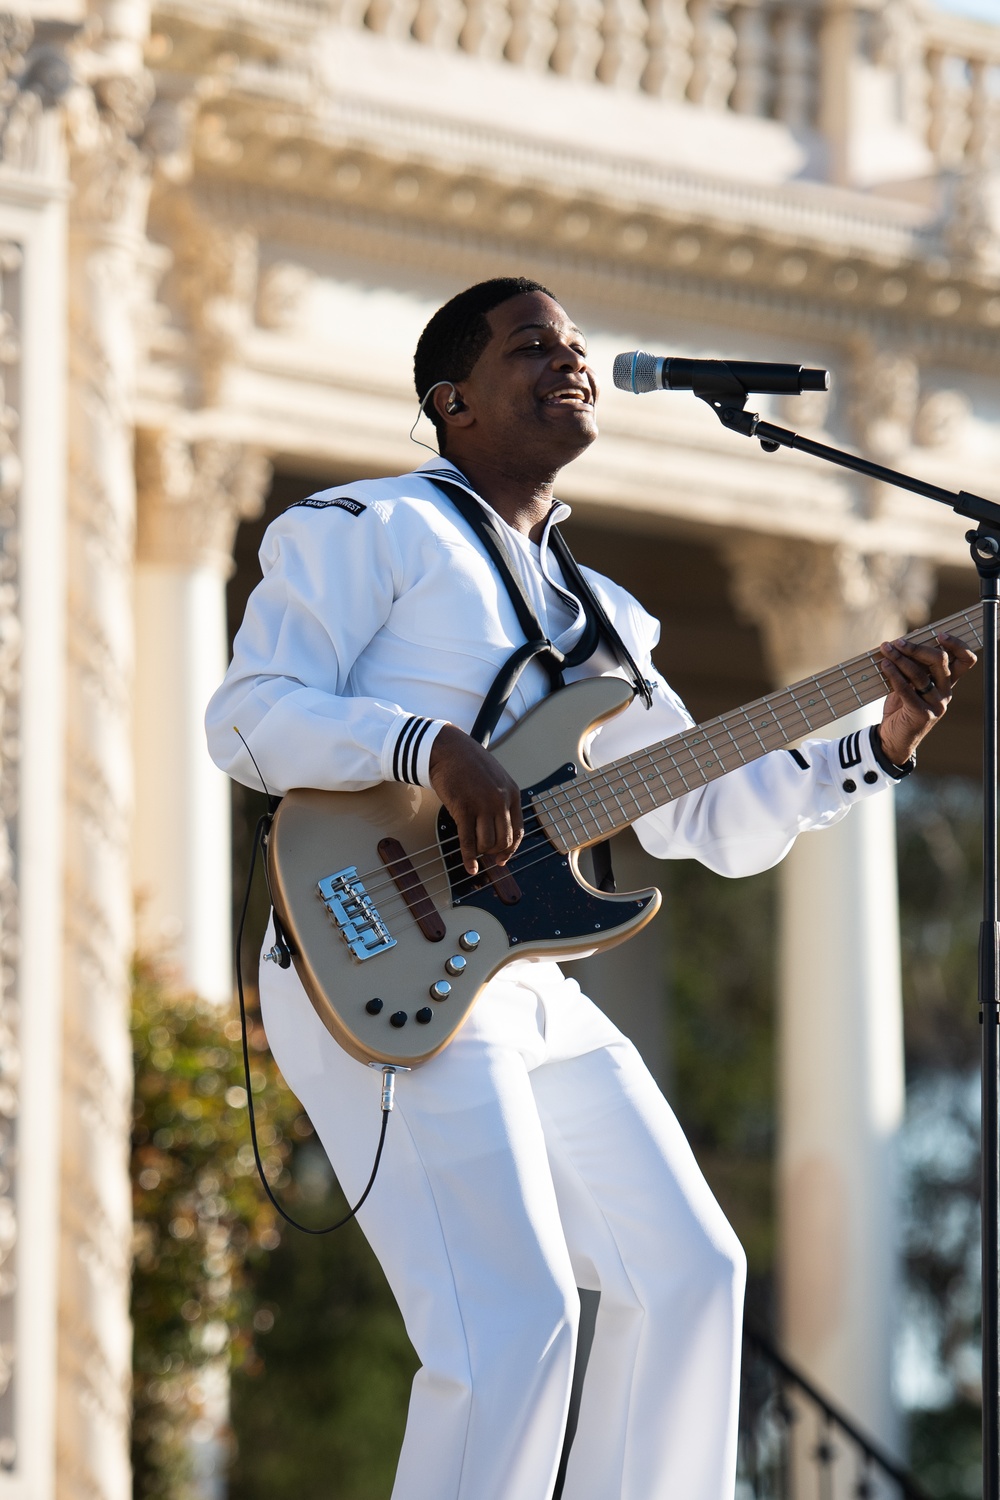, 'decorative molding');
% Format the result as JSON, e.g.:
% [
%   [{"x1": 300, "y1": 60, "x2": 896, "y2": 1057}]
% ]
[
  {"x1": 0, "y1": 16, "x2": 75, "y2": 179},
  {"x1": 0, "y1": 241, "x2": 21, "y2": 1475},
  {"x1": 58, "y1": 14, "x2": 155, "y2": 1500},
  {"x1": 150, "y1": 189, "x2": 257, "y2": 403},
  {"x1": 849, "y1": 346, "x2": 921, "y2": 465},
  {"x1": 187, "y1": 177, "x2": 1000, "y2": 374},
  {"x1": 136, "y1": 429, "x2": 271, "y2": 572},
  {"x1": 722, "y1": 536, "x2": 935, "y2": 687}
]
